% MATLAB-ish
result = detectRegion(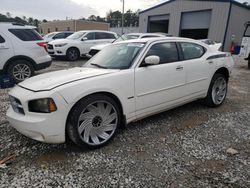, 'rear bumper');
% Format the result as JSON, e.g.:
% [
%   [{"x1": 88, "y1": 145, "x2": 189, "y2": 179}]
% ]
[{"x1": 34, "y1": 60, "x2": 52, "y2": 71}]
